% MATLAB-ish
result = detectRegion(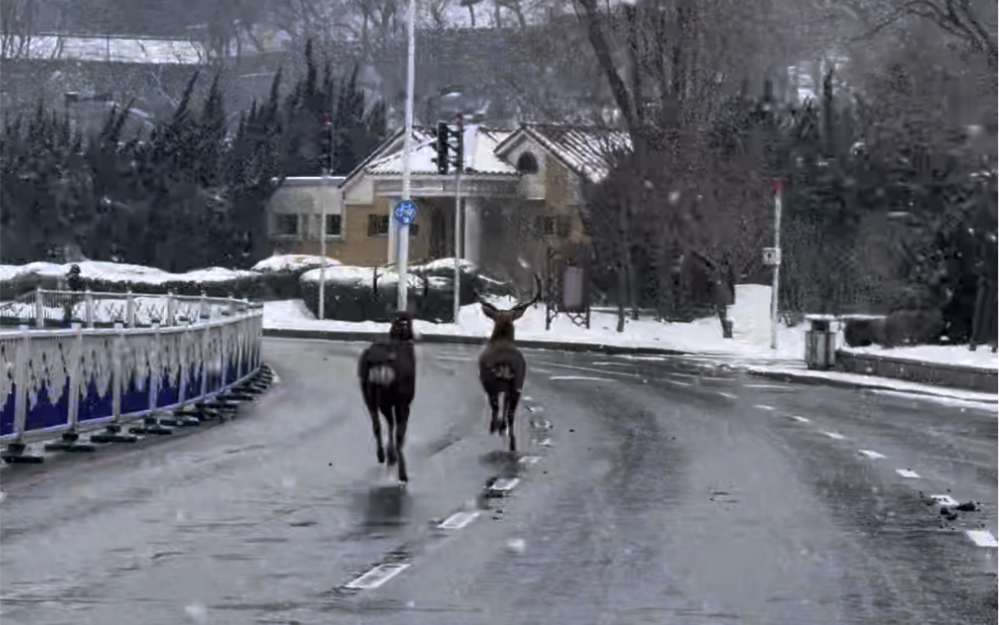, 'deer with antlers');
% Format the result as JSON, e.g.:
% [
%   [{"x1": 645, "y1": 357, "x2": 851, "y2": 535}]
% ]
[
  {"x1": 476, "y1": 274, "x2": 542, "y2": 453},
  {"x1": 356, "y1": 269, "x2": 429, "y2": 486}
]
